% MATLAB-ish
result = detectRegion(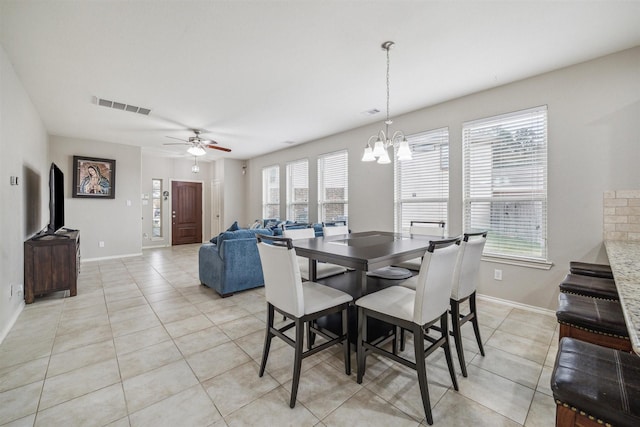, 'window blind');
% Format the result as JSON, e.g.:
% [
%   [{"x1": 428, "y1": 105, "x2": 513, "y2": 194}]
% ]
[
  {"x1": 262, "y1": 165, "x2": 280, "y2": 219},
  {"x1": 463, "y1": 106, "x2": 548, "y2": 261},
  {"x1": 286, "y1": 159, "x2": 309, "y2": 222},
  {"x1": 394, "y1": 128, "x2": 449, "y2": 233},
  {"x1": 318, "y1": 150, "x2": 348, "y2": 224}
]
